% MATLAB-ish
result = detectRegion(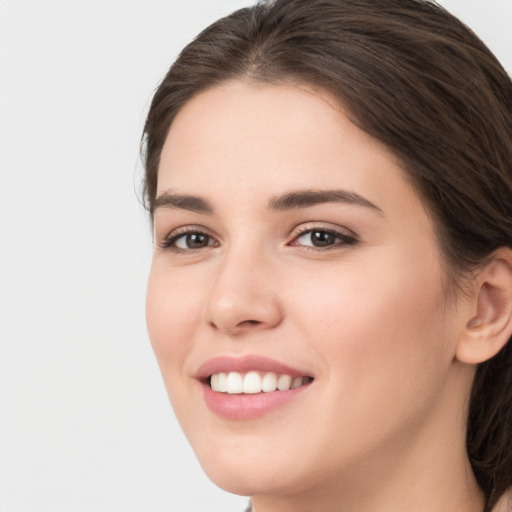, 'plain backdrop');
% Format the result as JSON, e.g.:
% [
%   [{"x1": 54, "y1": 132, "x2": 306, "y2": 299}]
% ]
[{"x1": 1, "y1": 1, "x2": 511, "y2": 511}]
